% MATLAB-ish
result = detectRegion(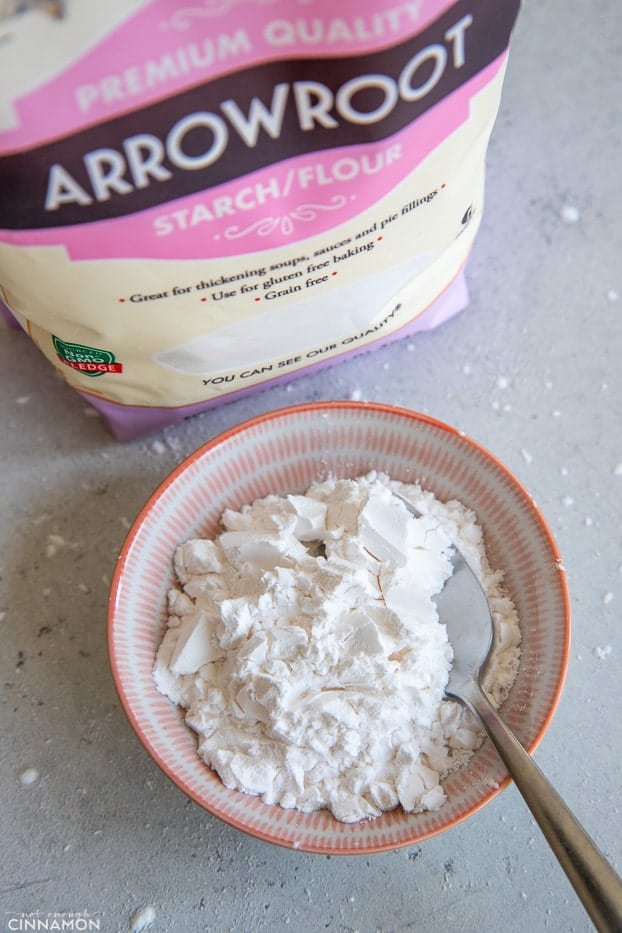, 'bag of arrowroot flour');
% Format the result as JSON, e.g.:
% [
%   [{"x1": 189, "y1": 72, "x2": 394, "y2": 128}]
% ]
[{"x1": 0, "y1": 0, "x2": 520, "y2": 438}]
